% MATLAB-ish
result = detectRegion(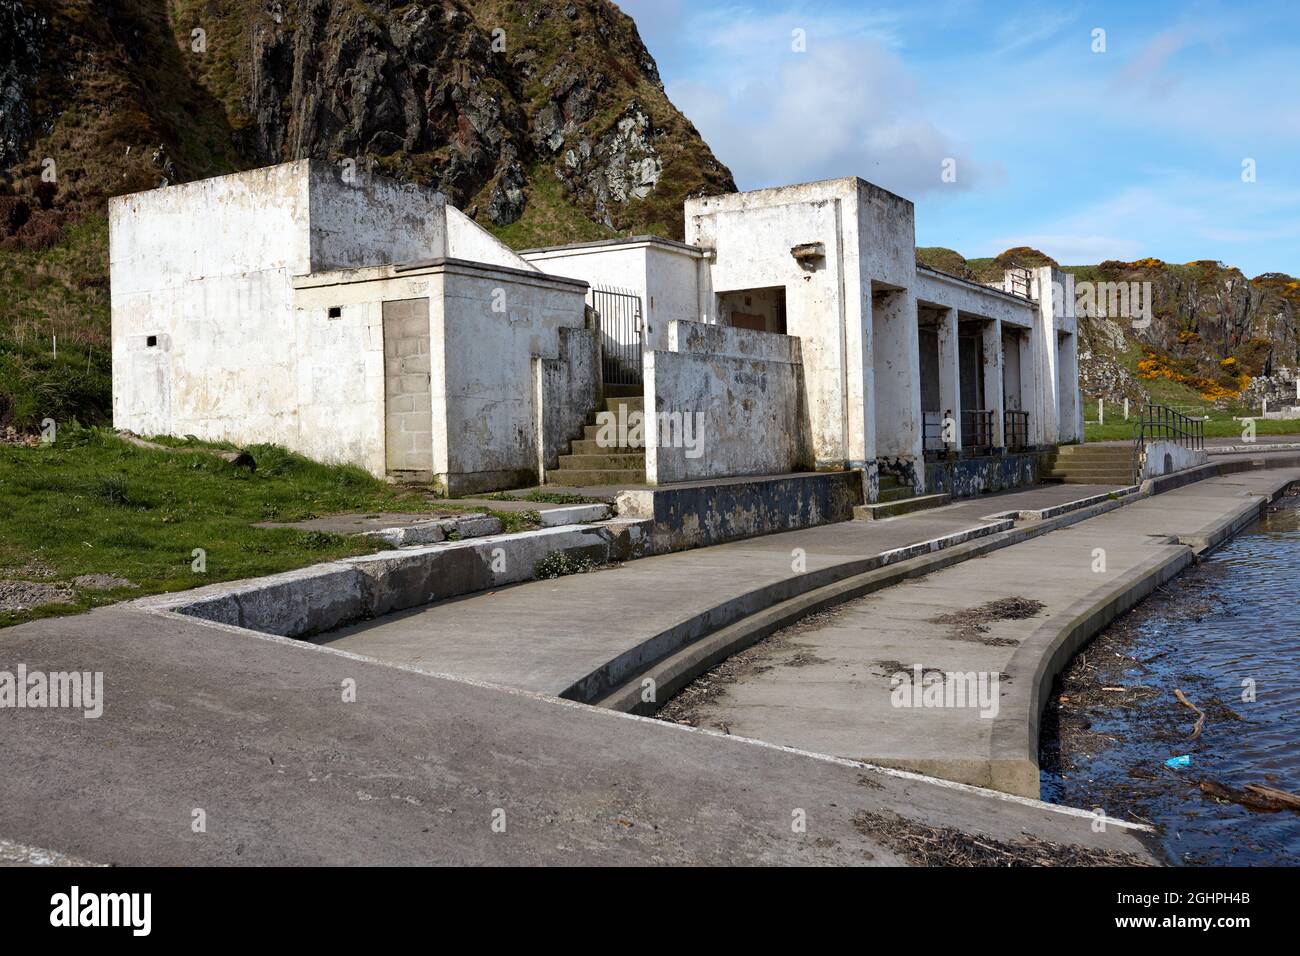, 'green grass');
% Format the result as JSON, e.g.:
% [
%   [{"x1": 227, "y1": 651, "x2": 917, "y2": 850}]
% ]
[
  {"x1": 1085, "y1": 413, "x2": 1300, "y2": 443},
  {"x1": 0, "y1": 217, "x2": 113, "y2": 430},
  {"x1": 0, "y1": 426, "x2": 471, "y2": 628}
]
